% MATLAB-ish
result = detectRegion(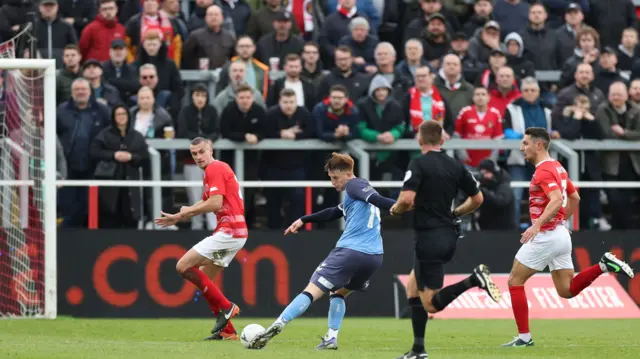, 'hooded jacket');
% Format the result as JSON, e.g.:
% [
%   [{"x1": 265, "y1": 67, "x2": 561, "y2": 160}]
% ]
[
  {"x1": 89, "y1": 106, "x2": 148, "y2": 220},
  {"x1": 357, "y1": 75, "x2": 405, "y2": 163},
  {"x1": 504, "y1": 32, "x2": 535, "y2": 81},
  {"x1": 79, "y1": 14, "x2": 126, "y2": 62}
]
